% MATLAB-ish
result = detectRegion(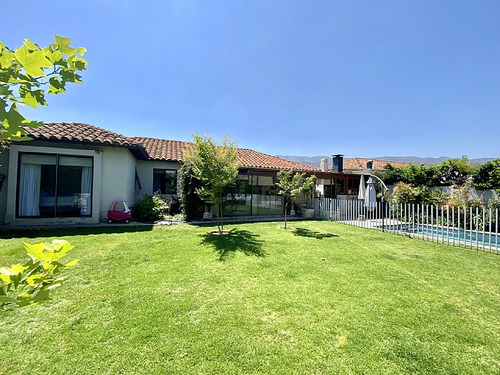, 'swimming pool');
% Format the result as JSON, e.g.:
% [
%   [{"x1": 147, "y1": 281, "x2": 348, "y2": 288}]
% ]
[{"x1": 384, "y1": 223, "x2": 500, "y2": 250}]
